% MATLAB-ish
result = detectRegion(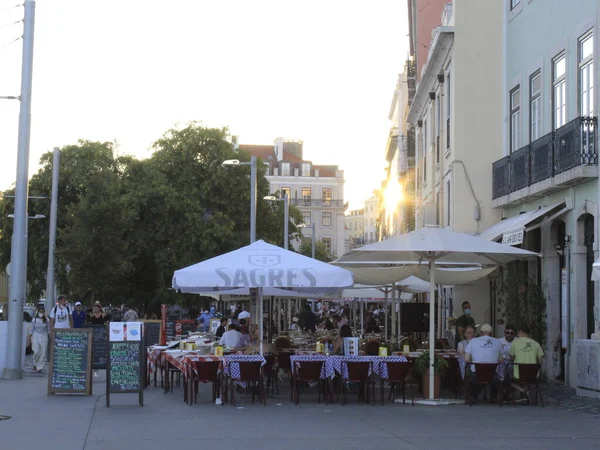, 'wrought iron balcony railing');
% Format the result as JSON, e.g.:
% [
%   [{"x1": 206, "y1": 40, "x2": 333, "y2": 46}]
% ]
[{"x1": 492, "y1": 116, "x2": 597, "y2": 200}]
